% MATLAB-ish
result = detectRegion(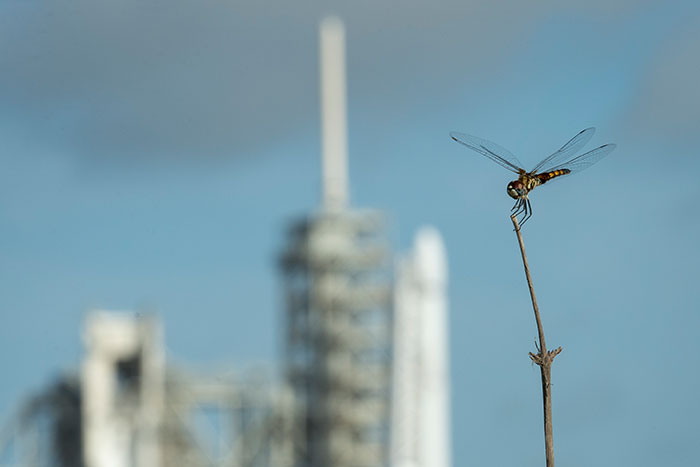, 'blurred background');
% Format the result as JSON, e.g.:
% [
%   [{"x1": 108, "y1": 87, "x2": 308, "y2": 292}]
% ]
[{"x1": 1, "y1": 0, "x2": 699, "y2": 466}]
